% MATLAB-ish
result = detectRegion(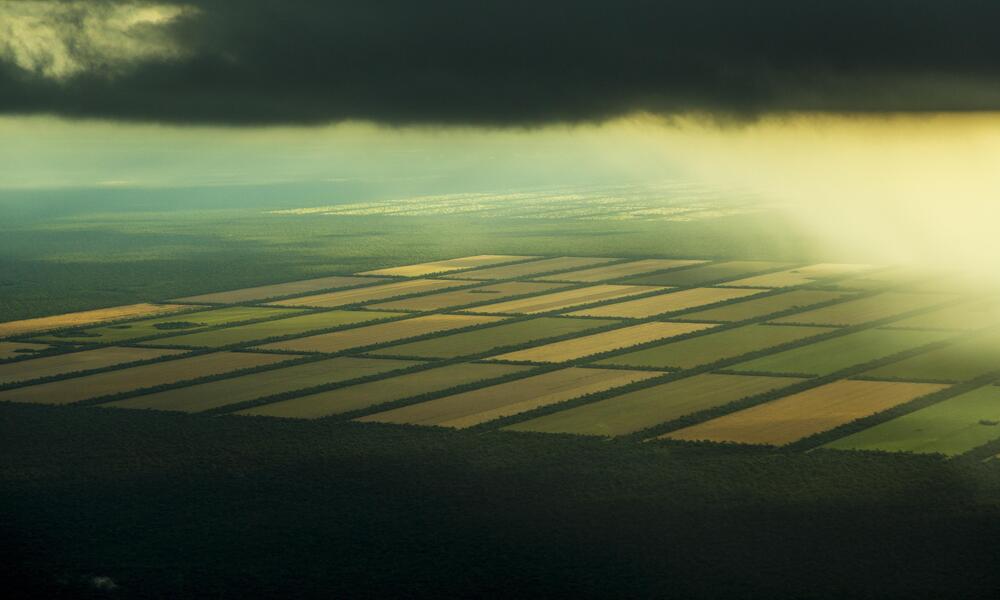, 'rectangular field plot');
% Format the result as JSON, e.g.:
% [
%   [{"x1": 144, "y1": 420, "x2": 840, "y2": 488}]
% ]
[
  {"x1": 0, "y1": 346, "x2": 186, "y2": 385},
  {"x1": 0, "y1": 303, "x2": 191, "y2": 339},
  {"x1": 534, "y1": 259, "x2": 706, "y2": 283},
  {"x1": 770, "y1": 292, "x2": 954, "y2": 327},
  {"x1": 622, "y1": 261, "x2": 793, "y2": 286},
  {"x1": 34, "y1": 306, "x2": 303, "y2": 344},
  {"x1": 722, "y1": 263, "x2": 873, "y2": 288},
  {"x1": 677, "y1": 290, "x2": 852, "y2": 323},
  {"x1": 443, "y1": 256, "x2": 618, "y2": 280},
  {"x1": 357, "y1": 367, "x2": 660, "y2": 429},
  {"x1": 172, "y1": 275, "x2": 382, "y2": 304},
  {"x1": 862, "y1": 332, "x2": 1000, "y2": 382},
  {"x1": 0, "y1": 342, "x2": 51, "y2": 360},
  {"x1": 568, "y1": 287, "x2": 765, "y2": 318},
  {"x1": 595, "y1": 325, "x2": 828, "y2": 370},
  {"x1": 507, "y1": 373, "x2": 804, "y2": 437},
  {"x1": 106, "y1": 357, "x2": 420, "y2": 413},
  {"x1": 256, "y1": 314, "x2": 504, "y2": 353},
  {"x1": 663, "y1": 380, "x2": 948, "y2": 446},
  {"x1": 492, "y1": 322, "x2": 716, "y2": 363},
  {"x1": 266, "y1": 279, "x2": 468, "y2": 308},
  {"x1": 728, "y1": 328, "x2": 952, "y2": 376},
  {"x1": 884, "y1": 299, "x2": 1000, "y2": 331},
  {"x1": 139, "y1": 310, "x2": 405, "y2": 348},
  {"x1": 465, "y1": 284, "x2": 661, "y2": 315},
  {"x1": 824, "y1": 385, "x2": 1000, "y2": 456},
  {"x1": 359, "y1": 255, "x2": 537, "y2": 277},
  {"x1": 368, "y1": 281, "x2": 565, "y2": 312},
  {"x1": 238, "y1": 362, "x2": 531, "y2": 419},
  {"x1": 370, "y1": 317, "x2": 619, "y2": 359},
  {"x1": 0, "y1": 351, "x2": 295, "y2": 405}
]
